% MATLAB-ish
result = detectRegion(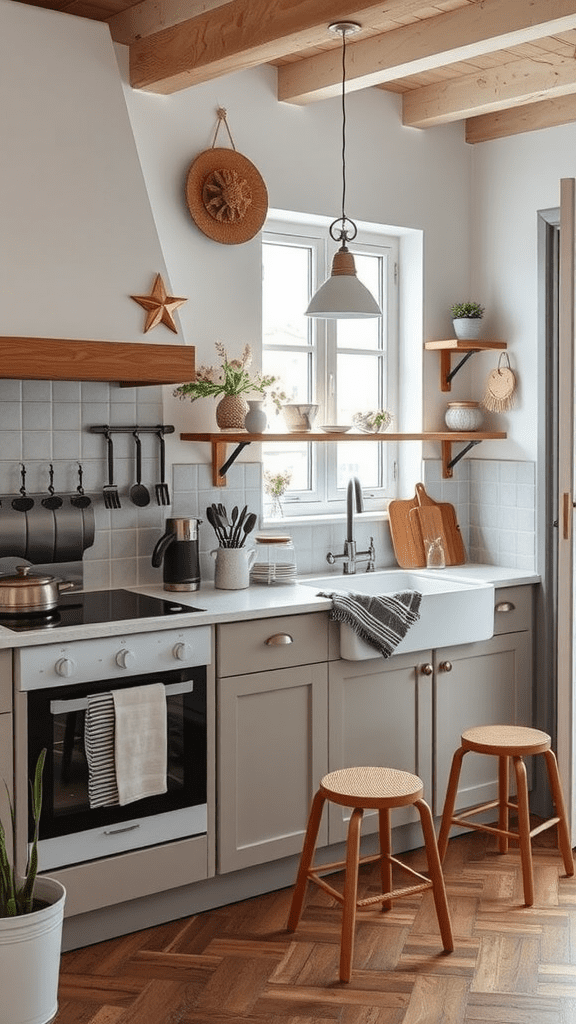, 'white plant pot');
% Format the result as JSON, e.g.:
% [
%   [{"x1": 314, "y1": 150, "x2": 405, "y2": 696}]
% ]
[
  {"x1": 0, "y1": 876, "x2": 66, "y2": 1024},
  {"x1": 452, "y1": 318, "x2": 482, "y2": 341}
]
